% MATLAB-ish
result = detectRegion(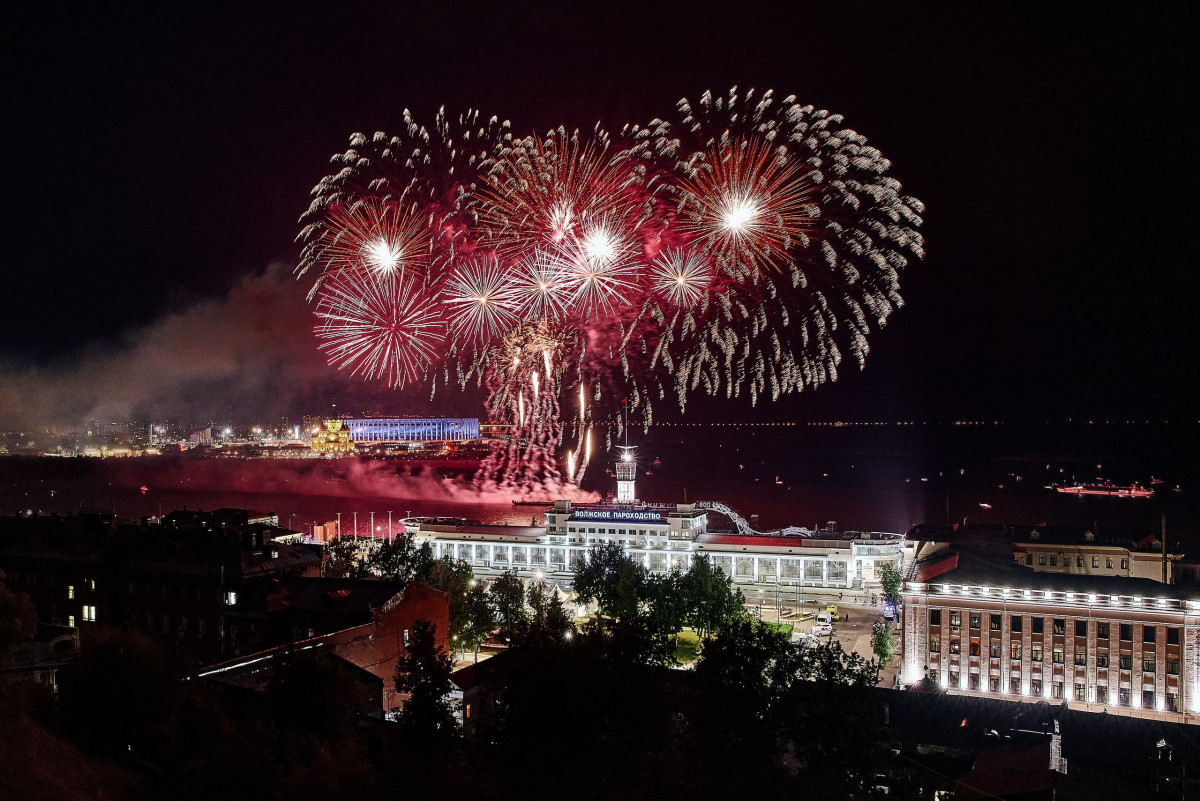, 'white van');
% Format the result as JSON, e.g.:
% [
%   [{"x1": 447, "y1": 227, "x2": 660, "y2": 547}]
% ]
[
  {"x1": 811, "y1": 622, "x2": 833, "y2": 637},
  {"x1": 816, "y1": 611, "x2": 833, "y2": 626}
]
